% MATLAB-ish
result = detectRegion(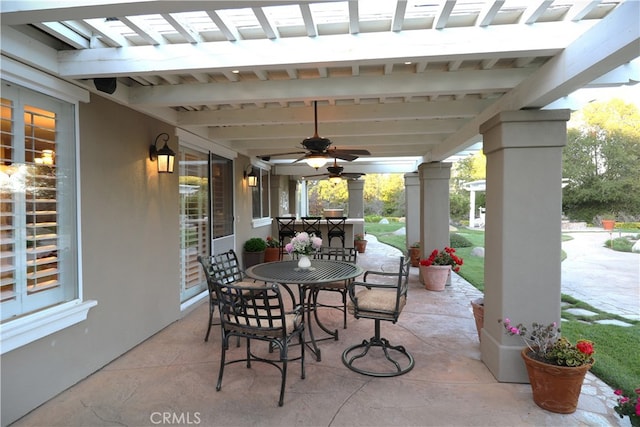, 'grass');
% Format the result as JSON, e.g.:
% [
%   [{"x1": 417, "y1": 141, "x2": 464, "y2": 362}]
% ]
[
  {"x1": 604, "y1": 235, "x2": 639, "y2": 252},
  {"x1": 364, "y1": 222, "x2": 640, "y2": 397}
]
